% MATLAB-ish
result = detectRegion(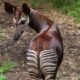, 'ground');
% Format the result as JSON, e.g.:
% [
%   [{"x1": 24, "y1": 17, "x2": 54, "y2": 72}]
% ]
[{"x1": 0, "y1": 2, "x2": 80, "y2": 80}]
